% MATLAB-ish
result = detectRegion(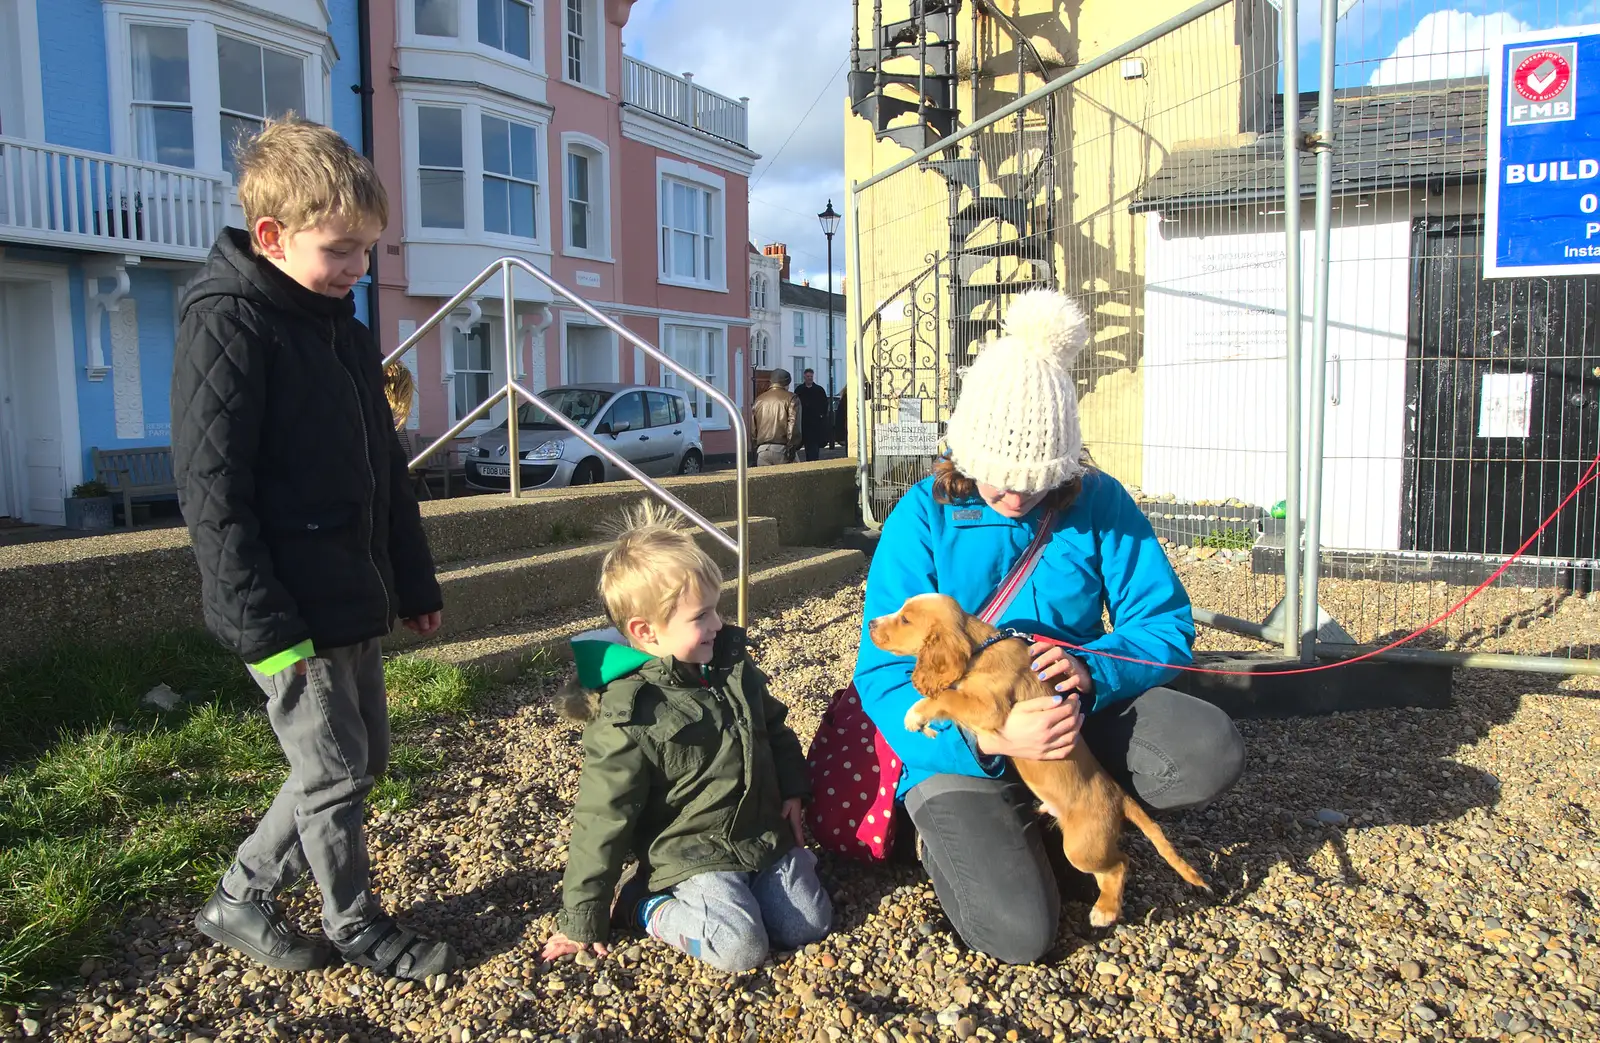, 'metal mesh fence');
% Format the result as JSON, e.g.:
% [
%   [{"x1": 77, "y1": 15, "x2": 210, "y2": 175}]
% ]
[{"x1": 850, "y1": 0, "x2": 1600, "y2": 665}]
